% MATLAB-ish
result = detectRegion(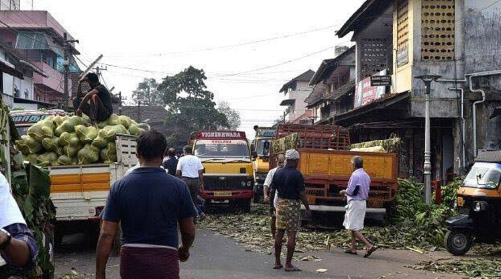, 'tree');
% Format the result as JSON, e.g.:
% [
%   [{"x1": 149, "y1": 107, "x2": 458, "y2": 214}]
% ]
[
  {"x1": 217, "y1": 101, "x2": 241, "y2": 129},
  {"x1": 132, "y1": 78, "x2": 162, "y2": 106},
  {"x1": 157, "y1": 66, "x2": 229, "y2": 146}
]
